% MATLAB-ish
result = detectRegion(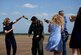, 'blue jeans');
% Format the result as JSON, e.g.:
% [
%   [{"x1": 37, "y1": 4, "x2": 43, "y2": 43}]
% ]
[
  {"x1": 62, "y1": 31, "x2": 69, "y2": 55},
  {"x1": 62, "y1": 41, "x2": 67, "y2": 55}
]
